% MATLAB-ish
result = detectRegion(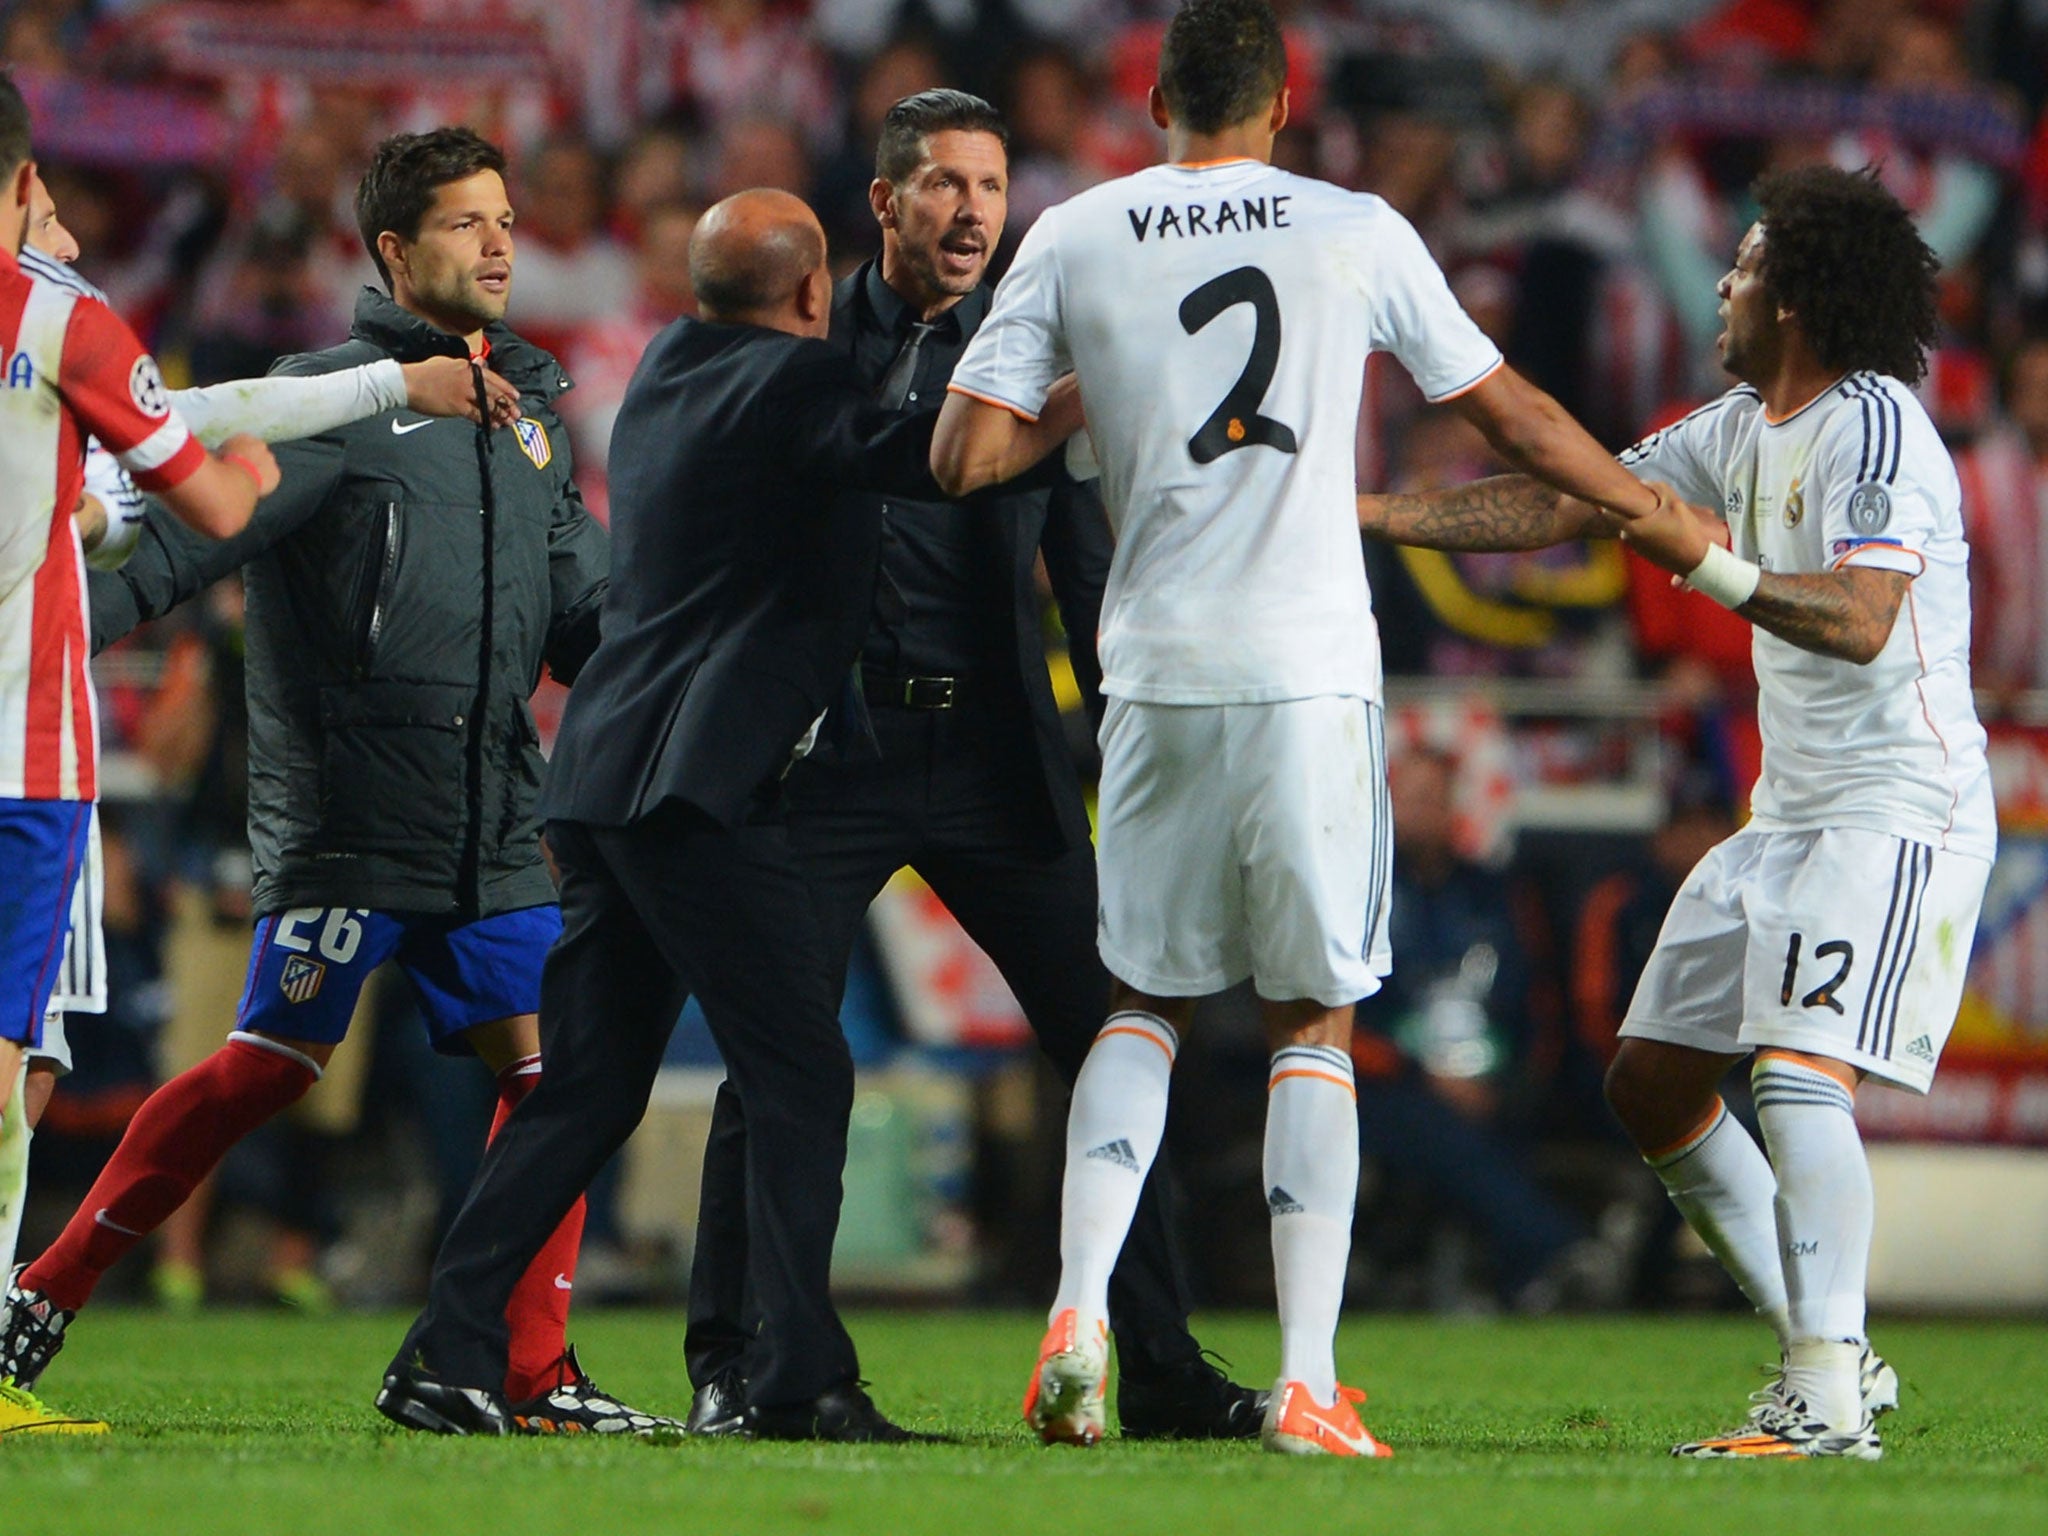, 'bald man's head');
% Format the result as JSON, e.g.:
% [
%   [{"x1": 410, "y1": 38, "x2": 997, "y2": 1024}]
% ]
[{"x1": 689, "y1": 189, "x2": 829, "y2": 331}]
